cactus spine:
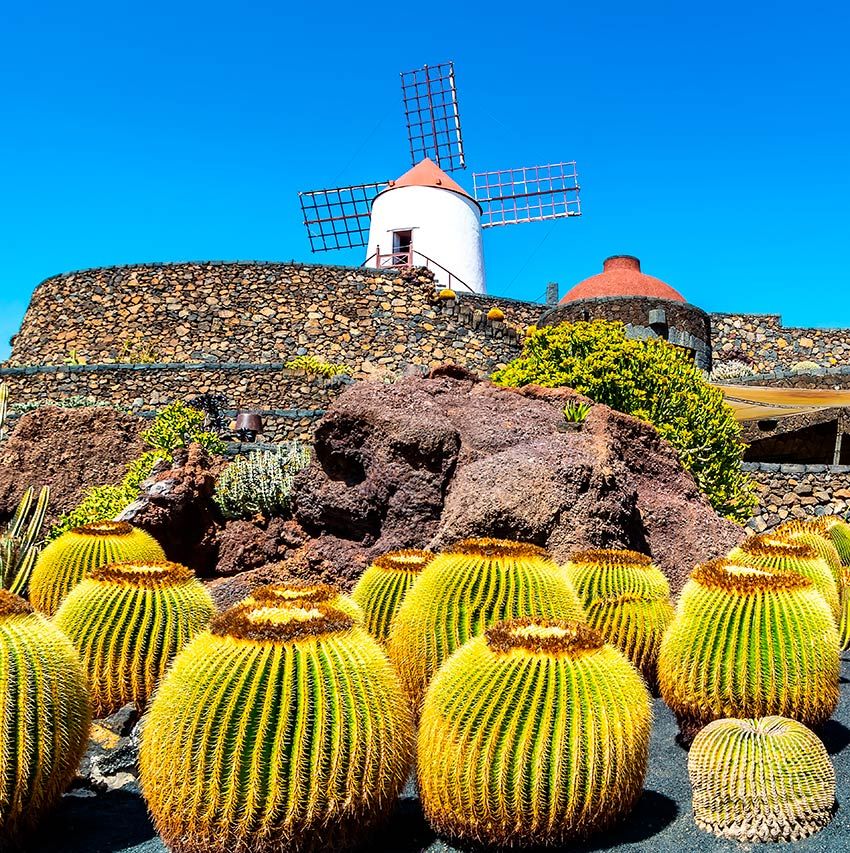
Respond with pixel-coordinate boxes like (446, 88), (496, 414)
(689, 716), (835, 841)
(564, 548), (673, 684)
(140, 600), (414, 853)
(773, 519), (843, 585)
(29, 520), (165, 616)
(351, 550), (434, 643)
(240, 580), (363, 622)
(387, 538), (586, 710)
(417, 619), (651, 847)
(820, 515), (850, 565)
(659, 559), (839, 737)
(728, 534), (840, 620)
(0, 591), (91, 839)
(54, 560), (215, 716)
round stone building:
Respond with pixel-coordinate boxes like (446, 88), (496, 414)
(538, 255), (712, 371)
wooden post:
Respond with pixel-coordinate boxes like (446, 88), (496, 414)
(834, 412), (845, 466)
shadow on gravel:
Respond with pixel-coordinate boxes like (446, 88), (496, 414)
(24, 790), (157, 853)
(818, 718), (850, 755)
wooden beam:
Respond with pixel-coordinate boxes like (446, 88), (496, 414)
(834, 412), (845, 466)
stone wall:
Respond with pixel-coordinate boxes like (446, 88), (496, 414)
(712, 313), (850, 374)
(7, 261), (528, 372)
(744, 462), (850, 531)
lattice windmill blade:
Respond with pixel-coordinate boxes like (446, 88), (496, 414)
(298, 180), (389, 252)
(400, 61), (466, 172)
(473, 161), (582, 228)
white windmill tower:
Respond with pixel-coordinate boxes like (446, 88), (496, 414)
(298, 62), (581, 295)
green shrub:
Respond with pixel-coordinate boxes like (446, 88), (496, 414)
(142, 401), (225, 455)
(492, 321), (756, 522)
(214, 442), (311, 520)
(284, 354), (350, 378)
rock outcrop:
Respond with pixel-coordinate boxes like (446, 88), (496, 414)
(292, 373), (744, 593)
(0, 406), (145, 528)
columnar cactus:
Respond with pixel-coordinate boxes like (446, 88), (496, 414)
(140, 600), (414, 853)
(29, 521), (165, 616)
(241, 581), (363, 622)
(564, 548), (674, 683)
(728, 534), (840, 620)
(351, 550), (434, 643)
(417, 619), (651, 847)
(54, 560), (215, 716)
(773, 519), (843, 585)
(689, 716), (835, 841)
(659, 559), (839, 737)
(387, 538), (586, 710)
(0, 590), (91, 839)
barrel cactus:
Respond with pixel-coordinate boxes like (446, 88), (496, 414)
(728, 534), (840, 620)
(564, 548), (674, 684)
(54, 560), (215, 716)
(351, 550), (434, 643)
(689, 716), (835, 841)
(140, 600), (414, 853)
(659, 559), (839, 737)
(241, 581), (363, 622)
(29, 520), (165, 616)
(417, 618), (651, 847)
(773, 519), (843, 585)
(0, 590), (91, 839)
(820, 515), (850, 565)
(387, 538), (586, 710)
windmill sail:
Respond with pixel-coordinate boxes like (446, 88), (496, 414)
(473, 162), (581, 228)
(298, 181), (388, 252)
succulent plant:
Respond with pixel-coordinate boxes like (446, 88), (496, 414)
(387, 538), (586, 711)
(773, 519), (843, 585)
(29, 520), (165, 616)
(54, 560), (215, 716)
(658, 559), (840, 738)
(0, 590), (91, 839)
(820, 515), (850, 565)
(486, 306), (505, 321)
(351, 550), (434, 643)
(139, 600), (414, 853)
(417, 618), (651, 847)
(728, 534), (840, 620)
(241, 580), (363, 622)
(689, 716), (835, 842)
(564, 548), (674, 684)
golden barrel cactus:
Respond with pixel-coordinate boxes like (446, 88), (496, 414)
(564, 548), (674, 683)
(689, 716), (835, 841)
(659, 559), (839, 737)
(54, 560), (215, 716)
(728, 534), (840, 620)
(821, 515), (850, 565)
(0, 590), (91, 839)
(417, 618), (651, 847)
(351, 549), (434, 643)
(241, 580), (363, 622)
(773, 519), (842, 585)
(387, 538), (586, 710)
(140, 600), (414, 853)
(29, 520), (165, 616)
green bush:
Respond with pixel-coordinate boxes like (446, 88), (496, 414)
(284, 354), (350, 378)
(142, 401), (225, 455)
(492, 321), (756, 522)
(214, 442), (311, 520)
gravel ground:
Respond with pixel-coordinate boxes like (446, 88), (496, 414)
(25, 655), (850, 853)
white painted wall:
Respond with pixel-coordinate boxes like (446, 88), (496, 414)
(365, 185), (486, 294)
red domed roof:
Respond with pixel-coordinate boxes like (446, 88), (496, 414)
(559, 256), (685, 304)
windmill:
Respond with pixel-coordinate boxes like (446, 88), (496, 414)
(298, 61), (581, 295)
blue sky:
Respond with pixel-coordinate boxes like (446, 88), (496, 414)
(1, 2), (848, 360)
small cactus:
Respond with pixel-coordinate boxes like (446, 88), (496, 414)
(351, 550), (434, 643)
(417, 618), (651, 847)
(728, 534), (840, 620)
(140, 600), (414, 853)
(0, 590), (91, 839)
(437, 288), (456, 300)
(241, 580), (363, 622)
(486, 306), (505, 321)
(387, 538), (586, 711)
(564, 548), (674, 684)
(29, 521), (165, 616)
(689, 716), (835, 841)
(659, 559), (839, 738)
(54, 560), (215, 716)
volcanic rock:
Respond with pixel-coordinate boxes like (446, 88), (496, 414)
(0, 406), (146, 528)
(292, 374), (743, 593)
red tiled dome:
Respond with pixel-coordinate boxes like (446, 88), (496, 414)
(559, 256), (685, 304)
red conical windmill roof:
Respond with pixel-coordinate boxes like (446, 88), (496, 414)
(386, 158), (473, 200)
(560, 256), (685, 303)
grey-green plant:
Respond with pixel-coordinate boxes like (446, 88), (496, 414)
(0, 486), (50, 595)
(214, 442), (311, 520)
